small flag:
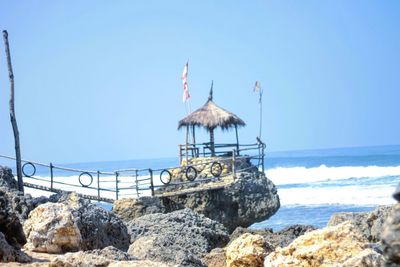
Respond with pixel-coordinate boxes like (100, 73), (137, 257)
(181, 62), (190, 102)
(254, 81), (261, 92)
(254, 81), (262, 103)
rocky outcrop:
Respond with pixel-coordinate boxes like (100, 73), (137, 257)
(264, 221), (381, 266)
(0, 189), (26, 249)
(0, 166), (18, 189)
(382, 203), (400, 266)
(24, 193), (130, 253)
(226, 233), (272, 267)
(203, 248), (226, 267)
(342, 248), (384, 267)
(23, 202), (82, 253)
(50, 246), (138, 267)
(0, 182), (31, 262)
(126, 208), (230, 266)
(161, 171), (280, 232)
(0, 166), (55, 223)
(328, 205), (393, 243)
(113, 197), (166, 222)
(231, 224), (316, 249)
(0, 232), (31, 263)
(1, 188), (51, 225)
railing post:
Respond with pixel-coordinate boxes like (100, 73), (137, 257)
(135, 170), (139, 198)
(97, 171), (100, 199)
(50, 163), (54, 191)
(261, 143), (265, 174)
(179, 145), (182, 165)
(232, 149), (236, 180)
(149, 168), (154, 197)
(115, 172), (119, 200)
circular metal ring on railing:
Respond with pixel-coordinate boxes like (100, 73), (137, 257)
(160, 169), (172, 185)
(79, 172), (93, 187)
(22, 162), (36, 177)
(210, 162), (223, 177)
(185, 166), (197, 181)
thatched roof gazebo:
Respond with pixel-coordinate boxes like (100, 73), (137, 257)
(178, 87), (246, 158)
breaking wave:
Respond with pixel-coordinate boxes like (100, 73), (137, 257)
(266, 164), (400, 185)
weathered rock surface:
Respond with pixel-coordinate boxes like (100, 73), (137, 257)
(328, 205), (393, 243)
(226, 233), (272, 267)
(113, 197), (166, 221)
(382, 203), (400, 266)
(161, 171), (280, 232)
(23, 202), (82, 253)
(0, 188), (51, 224)
(342, 248), (384, 267)
(126, 208), (230, 266)
(0, 166), (55, 224)
(0, 232), (31, 263)
(50, 246), (137, 267)
(0, 166), (18, 189)
(0, 182), (31, 263)
(264, 221), (375, 266)
(24, 193), (130, 253)
(203, 248), (226, 267)
(0, 188), (26, 249)
(231, 224), (316, 249)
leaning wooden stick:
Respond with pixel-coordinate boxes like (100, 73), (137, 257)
(3, 30), (24, 192)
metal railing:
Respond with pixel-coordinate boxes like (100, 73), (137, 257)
(0, 140), (265, 202)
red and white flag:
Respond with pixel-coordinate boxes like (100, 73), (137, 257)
(181, 62), (190, 102)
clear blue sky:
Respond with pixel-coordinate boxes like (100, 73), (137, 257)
(1, 1), (399, 163)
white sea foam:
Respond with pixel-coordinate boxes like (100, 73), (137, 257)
(266, 165), (400, 185)
(22, 165), (400, 207)
(278, 184), (397, 206)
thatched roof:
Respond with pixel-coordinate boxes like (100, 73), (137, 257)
(178, 98), (246, 130)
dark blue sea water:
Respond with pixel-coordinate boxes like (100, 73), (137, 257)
(2, 145), (399, 231)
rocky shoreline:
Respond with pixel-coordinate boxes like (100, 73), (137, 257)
(1, 165), (399, 266)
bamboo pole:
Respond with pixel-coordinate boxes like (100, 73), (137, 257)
(232, 149), (236, 180)
(3, 30), (24, 192)
(192, 125), (196, 157)
(209, 128), (215, 156)
(235, 125), (239, 155)
(185, 125), (189, 164)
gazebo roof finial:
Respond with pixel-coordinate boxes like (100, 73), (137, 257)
(208, 80), (214, 101)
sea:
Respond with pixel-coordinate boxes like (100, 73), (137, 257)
(2, 144), (399, 231)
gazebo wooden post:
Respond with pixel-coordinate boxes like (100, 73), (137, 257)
(192, 125), (196, 157)
(235, 125), (239, 155)
(185, 125), (189, 164)
(209, 127), (215, 156)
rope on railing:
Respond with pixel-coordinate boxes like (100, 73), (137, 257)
(0, 154), (115, 175)
(0, 141), (265, 201)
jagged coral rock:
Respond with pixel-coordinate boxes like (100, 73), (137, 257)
(382, 203), (400, 266)
(203, 247), (227, 267)
(328, 205), (393, 243)
(161, 171), (280, 232)
(127, 208), (229, 266)
(50, 246), (137, 267)
(0, 179), (31, 263)
(226, 233), (272, 267)
(23, 202), (82, 253)
(264, 221), (372, 267)
(342, 248), (384, 267)
(113, 197), (166, 221)
(24, 193), (130, 253)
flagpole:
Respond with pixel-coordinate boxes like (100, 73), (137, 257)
(259, 90), (263, 139)
(254, 81), (263, 139)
